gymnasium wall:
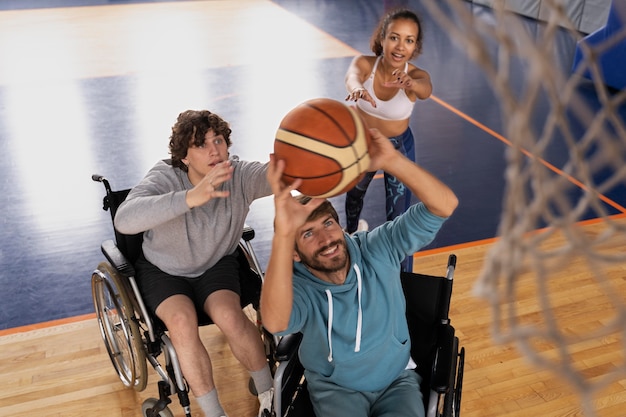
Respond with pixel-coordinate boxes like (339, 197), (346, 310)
(466, 0), (612, 33)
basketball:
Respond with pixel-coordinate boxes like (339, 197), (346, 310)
(274, 98), (371, 198)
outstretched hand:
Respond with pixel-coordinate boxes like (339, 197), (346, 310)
(268, 154), (326, 237)
(382, 69), (414, 89)
(345, 88), (377, 108)
(186, 160), (233, 208)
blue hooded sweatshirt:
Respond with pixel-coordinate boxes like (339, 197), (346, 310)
(276, 203), (448, 392)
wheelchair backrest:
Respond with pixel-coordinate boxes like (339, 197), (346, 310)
(103, 187), (144, 265)
(400, 271), (452, 372)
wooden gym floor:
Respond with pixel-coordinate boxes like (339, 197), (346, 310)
(1, 0), (625, 416)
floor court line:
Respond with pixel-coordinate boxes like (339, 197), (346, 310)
(0, 313), (96, 337)
(430, 94), (626, 214)
(414, 211), (626, 258)
(372, 93), (625, 214)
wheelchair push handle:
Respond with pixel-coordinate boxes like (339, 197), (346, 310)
(447, 254), (457, 268)
(92, 173), (112, 195)
(445, 254), (456, 282)
(440, 254), (456, 323)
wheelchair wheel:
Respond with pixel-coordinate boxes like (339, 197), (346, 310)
(92, 261), (148, 391)
(142, 398), (174, 417)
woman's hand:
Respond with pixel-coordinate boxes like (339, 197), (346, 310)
(384, 67), (433, 99)
(345, 87), (377, 108)
(382, 69), (414, 89)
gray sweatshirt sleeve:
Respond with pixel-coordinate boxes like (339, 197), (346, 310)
(114, 161), (190, 235)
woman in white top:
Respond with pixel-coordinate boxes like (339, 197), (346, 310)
(344, 8), (432, 271)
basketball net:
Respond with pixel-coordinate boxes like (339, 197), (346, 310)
(420, 1), (626, 415)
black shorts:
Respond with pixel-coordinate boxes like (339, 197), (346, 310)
(134, 253), (241, 315)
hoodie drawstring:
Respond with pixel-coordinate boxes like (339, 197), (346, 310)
(325, 289), (334, 362)
(354, 264), (363, 353)
(325, 264), (363, 362)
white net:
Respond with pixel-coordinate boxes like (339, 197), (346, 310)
(420, 0), (626, 415)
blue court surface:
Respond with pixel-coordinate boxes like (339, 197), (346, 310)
(1, 0), (624, 330)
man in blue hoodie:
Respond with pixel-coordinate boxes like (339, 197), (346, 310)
(261, 127), (458, 417)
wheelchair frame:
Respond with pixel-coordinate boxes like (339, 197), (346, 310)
(91, 174), (276, 417)
(268, 254), (465, 417)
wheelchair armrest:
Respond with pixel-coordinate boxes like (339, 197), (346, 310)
(242, 224), (255, 242)
(101, 239), (136, 278)
(430, 324), (456, 393)
(274, 332), (303, 362)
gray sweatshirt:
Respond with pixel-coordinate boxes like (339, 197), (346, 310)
(114, 158), (271, 277)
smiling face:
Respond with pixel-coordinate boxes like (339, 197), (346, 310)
(182, 129), (229, 185)
(293, 202), (349, 284)
(381, 18), (419, 67)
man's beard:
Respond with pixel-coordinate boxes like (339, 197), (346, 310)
(297, 239), (349, 274)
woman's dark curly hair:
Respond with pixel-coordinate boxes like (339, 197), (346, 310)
(370, 8), (423, 60)
(169, 110), (233, 172)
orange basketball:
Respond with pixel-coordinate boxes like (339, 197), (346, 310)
(274, 98), (371, 198)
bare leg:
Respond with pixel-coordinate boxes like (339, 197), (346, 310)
(204, 290), (267, 372)
(156, 294), (216, 396)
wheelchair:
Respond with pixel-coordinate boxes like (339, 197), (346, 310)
(268, 254), (465, 417)
(90, 174), (277, 417)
